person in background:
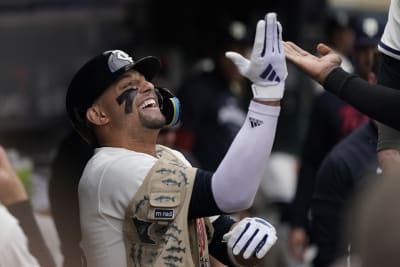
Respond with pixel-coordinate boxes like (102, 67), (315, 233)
(309, 15), (383, 267)
(310, 119), (379, 267)
(322, 10), (355, 74)
(175, 19), (253, 171)
(287, 13), (380, 264)
(350, 169), (400, 267)
(0, 146), (56, 267)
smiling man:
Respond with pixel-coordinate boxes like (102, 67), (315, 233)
(65, 12), (285, 267)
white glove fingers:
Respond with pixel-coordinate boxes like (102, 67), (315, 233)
(232, 223), (257, 255)
(253, 234), (268, 258)
(227, 220), (249, 249)
(227, 230), (239, 249)
(224, 13), (287, 99)
(252, 20), (266, 57)
(255, 233), (277, 259)
(277, 21), (283, 54)
(242, 230), (263, 259)
(265, 12), (277, 54)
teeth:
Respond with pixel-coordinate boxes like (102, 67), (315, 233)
(140, 99), (156, 109)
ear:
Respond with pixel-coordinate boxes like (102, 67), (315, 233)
(86, 105), (109, 126)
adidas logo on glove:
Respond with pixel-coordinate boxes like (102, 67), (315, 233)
(260, 64), (281, 82)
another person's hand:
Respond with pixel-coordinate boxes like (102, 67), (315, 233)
(288, 227), (308, 262)
(0, 146), (27, 205)
(226, 13), (287, 101)
(223, 217), (277, 266)
(283, 41), (342, 84)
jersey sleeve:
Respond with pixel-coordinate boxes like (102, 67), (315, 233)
(189, 169), (224, 218)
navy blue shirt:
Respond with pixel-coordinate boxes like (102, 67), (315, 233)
(290, 91), (368, 231)
(311, 121), (378, 267)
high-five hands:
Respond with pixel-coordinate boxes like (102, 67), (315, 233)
(223, 217), (277, 266)
(226, 13), (287, 101)
(283, 41), (342, 84)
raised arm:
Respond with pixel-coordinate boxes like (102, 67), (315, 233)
(211, 12), (286, 213)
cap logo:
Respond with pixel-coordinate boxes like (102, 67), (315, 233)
(105, 50), (134, 73)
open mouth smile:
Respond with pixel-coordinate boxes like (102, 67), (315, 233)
(140, 98), (158, 109)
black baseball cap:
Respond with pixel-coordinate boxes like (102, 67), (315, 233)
(352, 16), (383, 48)
(324, 10), (352, 37)
(66, 50), (161, 144)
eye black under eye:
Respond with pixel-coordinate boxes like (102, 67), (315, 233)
(116, 88), (138, 114)
(123, 86), (138, 92)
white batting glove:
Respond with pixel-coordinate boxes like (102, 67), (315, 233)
(223, 217), (277, 261)
(225, 13), (287, 101)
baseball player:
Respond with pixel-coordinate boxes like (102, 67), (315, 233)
(66, 12), (286, 267)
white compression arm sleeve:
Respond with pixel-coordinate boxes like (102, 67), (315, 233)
(211, 100), (280, 213)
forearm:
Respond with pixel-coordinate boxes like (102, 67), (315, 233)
(323, 67), (400, 131)
(212, 100), (280, 213)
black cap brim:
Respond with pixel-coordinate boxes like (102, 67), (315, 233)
(126, 56), (161, 81)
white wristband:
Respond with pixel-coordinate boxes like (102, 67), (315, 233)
(251, 83), (285, 101)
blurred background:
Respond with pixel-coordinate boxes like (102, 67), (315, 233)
(0, 0), (390, 266)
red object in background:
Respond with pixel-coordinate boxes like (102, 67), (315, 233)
(175, 129), (194, 152)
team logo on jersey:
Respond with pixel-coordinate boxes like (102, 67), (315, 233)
(105, 50), (134, 72)
(249, 117), (263, 128)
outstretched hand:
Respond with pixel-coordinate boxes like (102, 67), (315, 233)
(283, 41), (342, 84)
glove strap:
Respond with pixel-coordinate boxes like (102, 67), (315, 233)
(251, 83), (285, 101)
